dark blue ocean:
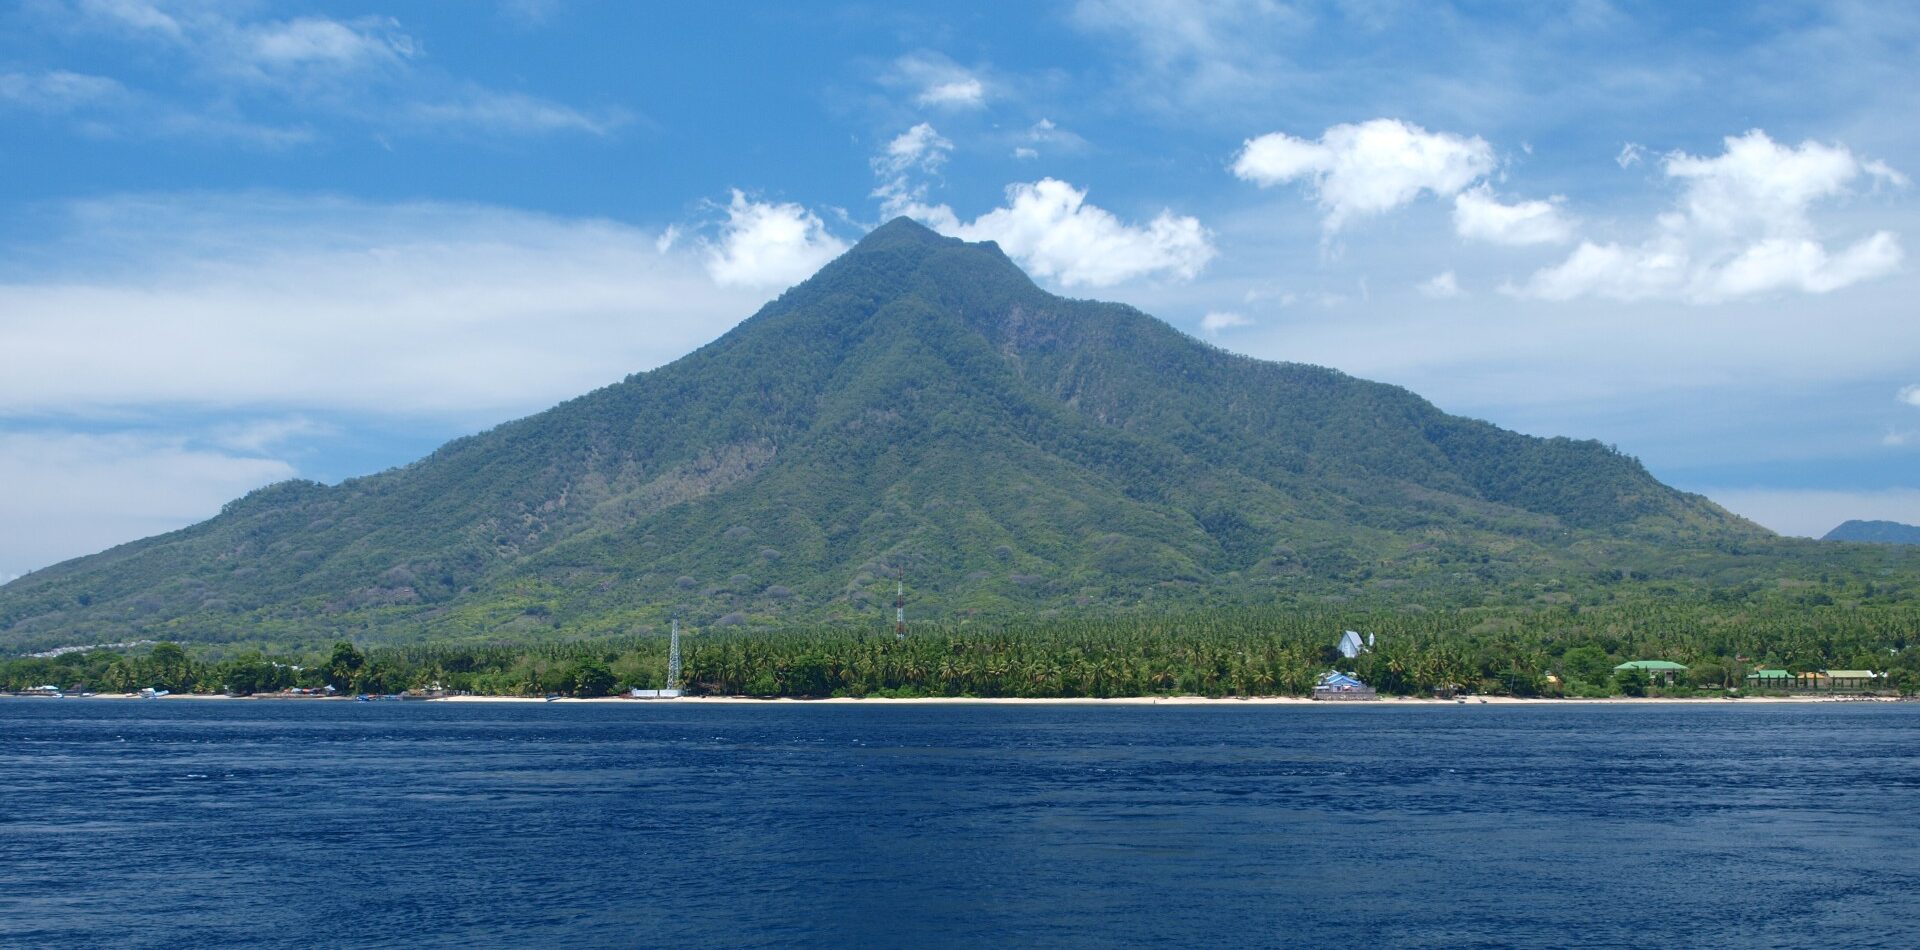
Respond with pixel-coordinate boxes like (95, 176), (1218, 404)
(2, 700), (1916, 948)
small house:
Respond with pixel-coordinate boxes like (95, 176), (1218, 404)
(1822, 670), (1881, 691)
(1743, 668), (1792, 689)
(1312, 671), (1377, 701)
(1613, 660), (1688, 686)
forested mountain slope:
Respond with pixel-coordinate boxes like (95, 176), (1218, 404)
(5, 218), (1846, 651)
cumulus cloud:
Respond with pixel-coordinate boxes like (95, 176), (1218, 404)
(704, 191), (850, 289)
(863, 126), (1209, 287)
(1452, 186), (1575, 245)
(879, 123), (953, 173)
(871, 124), (957, 234)
(899, 179), (1214, 287)
(870, 123), (961, 230)
(0, 430), (296, 578)
(1200, 311), (1251, 333)
(1232, 119), (1495, 231)
(920, 77), (984, 109)
(890, 53), (987, 110)
(1417, 271), (1462, 299)
(1901, 385), (1920, 408)
(1510, 131), (1907, 303)
(0, 193), (766, 419)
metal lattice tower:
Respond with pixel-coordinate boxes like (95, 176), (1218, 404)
(895, 574), (906, 641)
(667, 618), (682, 688)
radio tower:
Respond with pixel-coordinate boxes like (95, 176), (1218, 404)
(667, 617), (682, 690)
(894, 571), (906, 641)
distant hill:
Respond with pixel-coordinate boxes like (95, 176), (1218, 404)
(1824, 520), (1920, 545)
(0, 218), (1815, 651)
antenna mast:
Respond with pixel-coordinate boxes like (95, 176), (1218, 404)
(895, 570), (906, 641)
(667, 617), (682, 689)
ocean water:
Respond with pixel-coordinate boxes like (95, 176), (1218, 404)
(1, 700), (1915, 948)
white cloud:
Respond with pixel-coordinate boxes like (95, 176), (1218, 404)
(1702, 233), (1902, 299)
(1417, 271), (1462, 299)
(76, 0), (184, 39)
(875, 122), (953, 179)
(1900, 385), (1920, 408)
(890, 53), (987, 110)
(0, 193), (766, 420)
(1070, 0), (1307, 108)
(1011, 118), (1089, 159)
(864, 128), (1207, 287)
(0, 431), (295, 577)
(1667, 131), (1882, 238)
(919, 78), (985, 109)
(1511, 131), (1907, 304)
(704, 191), (850, 289)
(50, 2), (608, 140)
(207, 416), (334, 455)
(405, 90), (626, 136)
(1704, 487), (1920, 538)
(145, 111), (316, 147)
(240, 16), (415, 74)
(1616, 142), (1646, 168)
(0, 70), (312, 146)
(1200, 311), (1251, 333)
(1232, 119), (1496, 231)
(904, 178), (1215, 287)
(1452, 186), (1575, 245)
(0, 70), (126, 112)
(872, 122), (957, 222)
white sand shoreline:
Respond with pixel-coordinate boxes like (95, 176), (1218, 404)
(23, 692), (1901, 706)
(429, 693), (1902, 706)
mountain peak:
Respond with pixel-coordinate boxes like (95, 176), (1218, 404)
(1823, 519), (1920, 545)
(801, 215), (1027, 297)
(857, 215), (950, 249)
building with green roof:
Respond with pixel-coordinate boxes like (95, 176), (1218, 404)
(1614, 659), (1688, 686)
(1744, 668), (1792, 690)
(1820, 670), (1881, 691)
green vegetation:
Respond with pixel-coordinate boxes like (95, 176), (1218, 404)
(4, 219), (1916, 656)
(7, 602), (1915, 699)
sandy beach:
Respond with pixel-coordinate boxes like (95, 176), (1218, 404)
(27, 692), (1899, 705)
(428, 693), (1897, 706)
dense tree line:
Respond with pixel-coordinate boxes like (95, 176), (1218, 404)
(6, 602), (1916, 699)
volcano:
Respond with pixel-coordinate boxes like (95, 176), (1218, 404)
(0, 218), (1767, 648)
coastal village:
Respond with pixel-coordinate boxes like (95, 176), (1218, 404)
(1305, 660), (1893, 701)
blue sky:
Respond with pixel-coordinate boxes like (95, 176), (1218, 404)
(3, 0), (1918, 579)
